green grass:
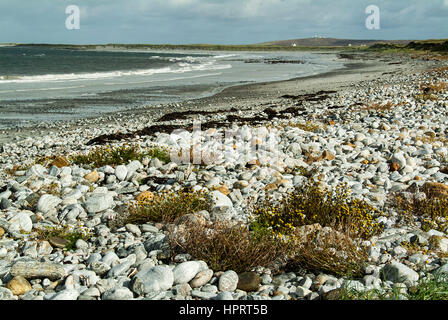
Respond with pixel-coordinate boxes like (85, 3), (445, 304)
(34, 225), (92, 251)
(340, 276), (448, 300)
(70, 144), (170, 168)
(118, 188), (212, 225)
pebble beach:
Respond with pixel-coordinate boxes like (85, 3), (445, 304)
(1, 51), (448, 301)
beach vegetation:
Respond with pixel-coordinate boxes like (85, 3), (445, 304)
(69, 144), (170, 168)
(392, 191), (448, 232)
(118, 188), (212, 225)
(34, 224), (92, 251)
(340, 275), (448, 300)
(168, 220), (292, 273)
(252, 180), (383, 241)
(250, 180), (382, 277)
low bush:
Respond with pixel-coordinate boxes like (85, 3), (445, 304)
(70, 144), (170, 168)
(392, 191), (448, 232)
(168, 221), (292, 273)
(119, 189), (212, 225)
(34, 224), (92, 251)
(252, 180), (384, 241)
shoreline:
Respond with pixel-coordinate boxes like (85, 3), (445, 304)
(0, 50), (425, 145)
(1, 49), (448, 301)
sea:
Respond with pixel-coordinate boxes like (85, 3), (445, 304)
(0, 45), (345, 129)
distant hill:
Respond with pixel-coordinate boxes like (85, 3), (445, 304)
(258, 37), (412, 47)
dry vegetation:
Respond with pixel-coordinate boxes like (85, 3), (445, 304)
(118, 188), (212, 225)
(169, 221), (292, 273)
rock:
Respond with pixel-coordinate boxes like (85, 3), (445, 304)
(0, 197), (11, 210)
(49, 289), (80, 300)
(0, 287), (14, 300)
(89, 261), (111, 276)
(218, 270), (239, 292)
(237, 272), (261, 292)
(391, 152), (407, 168)
(0, 227), (4, 238)
(125, 224), (142, 237)
(190, 269), (214, 288)
(322, 150), (336, 161)
(214, 185), (231, 196)
(26, 164), (47, 178)
(75, 239), (89, 250)
(10, 261), (66, 281)
(84, 171), (100, 183)
(173, 261), (202, 285)
(214, 291), (234, 300)
(36, 194), (62, 214)
(8, 211), (33, 233)
(233, 181), (249, 189)
(84, 193), (114, 214)
(107, 254), (136, 278)
(322, 288), (344, 300)
(390, 162), (400, 172)
(51, 156), (70, 168)
(191, 289), (216, 300)
(381, 261), (419, 283)
(115, 165), (128, 181)
(429, 236), (448, 253)
(296, 286), (312, 299)
(102, 287), (134, 300)
(434, 263), (448, 277)
(49, 236), (69, 249)
(132, 265), (174, 295)
(7, 276), (32, 295)
(265, 183), (278, 192)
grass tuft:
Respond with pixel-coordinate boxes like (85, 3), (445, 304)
(118, 188), (212, 225)
(168, 220), (292, 273)
(70, 144), (171, 168)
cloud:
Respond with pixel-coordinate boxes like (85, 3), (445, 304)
(0, 0), (447, 44)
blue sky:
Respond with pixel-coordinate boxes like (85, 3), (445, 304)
(0, 0), (447, 44)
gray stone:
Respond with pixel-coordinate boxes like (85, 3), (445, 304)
(214, 291), (234, 300)
(10, 261), (66, 281)
(173, 261), (202, 285)
(89, 261), (111, 276)
(190, 269), (214, 288)
(0, 198), (11, 210)
(0, 287), (14, 300)
(115, 165), (128, 181)
(296, 286), (312, 299)
(49, 289), (80, 300)
(102, 287), (134, 300)
(132, 265), (174, 295)
(101, 251), (120, 266)
(8, 211), (33, 233)
(75, 239), (89, 250)
(84, 193), (114, 214)
(107, 254), (136, 278)
(191, 289), (216, 300)
(218, 270), (239, 292)
(36, 194), (61, 214)
(125, 224), (141, 237)
(381, 261), (419, 283)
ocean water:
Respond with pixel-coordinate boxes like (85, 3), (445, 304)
(0, 46), (344, 128)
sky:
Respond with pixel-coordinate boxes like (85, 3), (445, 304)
(0, 0), (447, 44)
